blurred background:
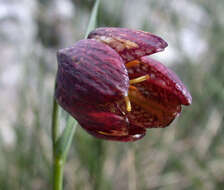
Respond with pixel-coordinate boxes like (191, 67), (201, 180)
(0, 0), (224, 189)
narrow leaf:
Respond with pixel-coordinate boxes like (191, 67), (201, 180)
(85, 0), (101, 38)
(55, 117), (77, 160)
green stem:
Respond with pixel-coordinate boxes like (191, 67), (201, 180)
(52, 96), (76, 190)
(51, 85), (63, 190)
(53, 158), (64, 190)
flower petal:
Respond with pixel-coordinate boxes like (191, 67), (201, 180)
(125, 57), (191, 128)
(83, 128), (145, 142)
(56, 39), (129, 106)
(139, 56), (192, 105)
(128, 86), (181, 128)
(79, 112), (146, 141)
(88, 27), (168, 62)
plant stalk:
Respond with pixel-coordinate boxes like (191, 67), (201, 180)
(52, 87), (63, 190)
(53, 158), (64, 190)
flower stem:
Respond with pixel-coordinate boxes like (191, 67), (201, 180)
(52, 90), (77, 190)
(51, 85), (63, 190)
(53, 158), (64, 190)
(52, 95), (76, 190)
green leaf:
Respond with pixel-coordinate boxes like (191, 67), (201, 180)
(55, 117), (77, 160)
(84, 0), (101, 38)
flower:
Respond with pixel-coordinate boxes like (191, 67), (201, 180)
(55, 27), (192, 142)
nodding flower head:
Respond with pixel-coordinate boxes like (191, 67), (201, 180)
(55, 27), (192, 142)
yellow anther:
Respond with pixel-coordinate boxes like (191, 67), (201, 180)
(129, 74), (150, 84)
(124, 95), (131, 112)
(98, 130), (127, 137)
(98, 131), (112, 136)
(125, 60), (140, 68)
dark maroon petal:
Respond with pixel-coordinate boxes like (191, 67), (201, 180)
(81, 112), (129, 135)
(88, 27), (168, 62)
(75, 111), (145, 142)
(124, 57), (191, 128)
(56, 39), (129, 106)
(140, 56), (192, 105)
(127, 86), (182, 128)
(79, 114), (146, 142)
(83, 128), (145, 142)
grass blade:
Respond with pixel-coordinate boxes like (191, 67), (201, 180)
(84, 0), (101, 38)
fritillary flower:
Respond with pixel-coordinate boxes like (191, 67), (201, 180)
(55, 27), (192, 142)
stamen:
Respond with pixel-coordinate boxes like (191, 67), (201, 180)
(98, 131), (112, 136)
(124, 95), (131, 112)
(125, 60), (140, 68)
(98, 130), (126, 137)
(129, 85), (138, 90)
(129, 74), (150, 84)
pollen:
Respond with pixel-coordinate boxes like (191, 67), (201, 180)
(124, 95), (131, 112)
(98, 131), (112, 136)
(129, 74), (150, 84)
(98, 130), (127, 136)
(125, 60), (140, 68)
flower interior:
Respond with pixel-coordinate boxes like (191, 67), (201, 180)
(88, 28), (191, 133)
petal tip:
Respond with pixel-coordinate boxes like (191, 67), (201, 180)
(183, 92), (192, 105)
